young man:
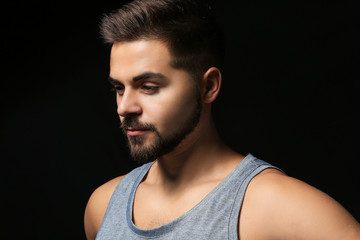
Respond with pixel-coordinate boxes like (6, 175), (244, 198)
(84, 0), (360, 239)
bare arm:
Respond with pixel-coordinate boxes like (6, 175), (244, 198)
(84, 176), (125, 240)
(239, 169), (360, 240)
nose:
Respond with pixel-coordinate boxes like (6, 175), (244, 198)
(117, 89), (142, 117)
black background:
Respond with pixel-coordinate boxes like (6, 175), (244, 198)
(4, 1), (359, 239)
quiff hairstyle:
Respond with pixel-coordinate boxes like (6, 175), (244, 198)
(100, 0), (224, 81)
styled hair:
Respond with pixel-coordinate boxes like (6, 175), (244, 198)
(100, 0), (224, 81)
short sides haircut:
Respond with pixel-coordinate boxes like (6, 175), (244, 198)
(100, 0), (224, 81)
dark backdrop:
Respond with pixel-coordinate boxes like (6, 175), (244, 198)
(4, 1), (359, 239)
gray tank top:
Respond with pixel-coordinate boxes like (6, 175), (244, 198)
(96, 154), (280, 239)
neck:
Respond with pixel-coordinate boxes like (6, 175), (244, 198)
(147, 115), (242, 190)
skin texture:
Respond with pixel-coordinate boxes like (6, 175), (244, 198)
(84, 40), (360, 240)
(110, 40), (203, 164)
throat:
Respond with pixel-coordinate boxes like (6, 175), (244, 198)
(130, 138), (245, 230)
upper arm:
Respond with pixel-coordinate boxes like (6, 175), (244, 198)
(84, 175), (125, 240)
(239, 169), (360, 240)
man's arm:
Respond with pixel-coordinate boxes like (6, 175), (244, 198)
(239, 169), (360, 240)
(84, 176), (125, 240)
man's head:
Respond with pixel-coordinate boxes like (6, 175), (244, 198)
(101, 0), (223, 163)
(100, 0), (224, 82)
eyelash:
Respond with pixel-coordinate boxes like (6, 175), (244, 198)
(110, 85), (159, 95)
(142, 85), (159, 93)
(111, 86), (124, 94)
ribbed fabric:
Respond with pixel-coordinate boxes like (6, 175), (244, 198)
(96, 154), (280, 239)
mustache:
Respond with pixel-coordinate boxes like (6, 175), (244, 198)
(120, 117), (157, 132)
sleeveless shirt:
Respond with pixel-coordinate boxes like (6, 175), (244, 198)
(96, 154), (281, 239)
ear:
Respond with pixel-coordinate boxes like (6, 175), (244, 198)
(202, 67), (222, 103)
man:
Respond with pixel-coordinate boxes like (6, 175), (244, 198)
(84, 0), (360, 239)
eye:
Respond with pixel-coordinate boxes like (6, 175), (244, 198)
(141, 84), (159, 94)
(111, 85), (125, 95)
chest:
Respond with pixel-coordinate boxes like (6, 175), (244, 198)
(131, 180), (221, 229)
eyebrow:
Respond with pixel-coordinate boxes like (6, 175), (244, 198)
(108, 72), (167, 85)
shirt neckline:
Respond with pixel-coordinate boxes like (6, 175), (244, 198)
(127, 153), (254, 237)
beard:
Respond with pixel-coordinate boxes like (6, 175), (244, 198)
(120, 91), (202, 164)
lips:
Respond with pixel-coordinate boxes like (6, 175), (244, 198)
(126, 128), (150, 136)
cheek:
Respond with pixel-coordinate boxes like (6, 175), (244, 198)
(142, 86), (199, 133)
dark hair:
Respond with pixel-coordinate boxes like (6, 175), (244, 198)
(100, 0), (224, 81)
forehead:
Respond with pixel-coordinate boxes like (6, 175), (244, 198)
(110, 40), (173, 80)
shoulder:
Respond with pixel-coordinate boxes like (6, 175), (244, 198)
(84, 175), (126, 240)
(239, 168), (360, 240)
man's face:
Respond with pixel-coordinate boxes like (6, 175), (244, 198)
(109, 40), (202, 163)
